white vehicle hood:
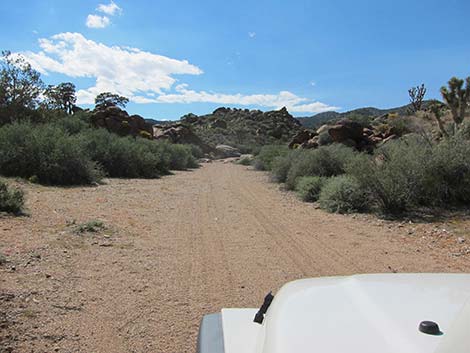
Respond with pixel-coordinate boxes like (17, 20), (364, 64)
(221, 273), (470, 353)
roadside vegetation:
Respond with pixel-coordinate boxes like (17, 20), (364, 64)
(256, 77), (470, 216)
(0, 51), (199, 192)
(260, 134), (470, 215)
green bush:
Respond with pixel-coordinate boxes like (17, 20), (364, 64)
(285, 144), (356, 190)
(0, 122), (103, 185)
(80, 129), (198, 178)
(54, 115), (91, 135)
(271, 151), (297, 182)
(186, 144), (204, 159)
(80, 130), (162, 178)
(346, 137), (430, 213)
(318, 131), (333, 145)
(165, 143), (197, 170)
(346, 135), (470, 214)
(237, 156), (252, 166)
(295, 176), (326, 202)
(319, 175), (369, 213)
(153, 141), (198, 171)
(0, 180), (25, 215)
(0, 120), (198, 185)
(75, 220), (105, 233)
(254, 145), (289, 171)
(424, 137), (470, 204)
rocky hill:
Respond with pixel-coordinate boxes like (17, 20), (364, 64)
(177, 107), (303, 152)
(297, 100), (436, 129)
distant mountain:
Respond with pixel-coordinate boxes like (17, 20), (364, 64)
(296, 101), (435, 129)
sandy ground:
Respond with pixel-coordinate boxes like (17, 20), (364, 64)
(1, 161), (469, 353)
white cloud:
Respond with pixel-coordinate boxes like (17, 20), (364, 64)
(86, 14), (110, 28)
(97, 1), (122, 16)
(248, 32), (256, 38)
(20, 32), (338, 114)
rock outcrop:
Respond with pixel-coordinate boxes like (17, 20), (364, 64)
(183, 107), (303, 148)
(289, 118), (405, 152)
(328, 119), (364, 144)
(215, 145), (241, 158)
(91, 106), (153, 139)
(153, 123), (214, 153)
(288, 130), (318, 149)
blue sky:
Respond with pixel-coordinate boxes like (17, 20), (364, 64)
(1, 0), (469, 120)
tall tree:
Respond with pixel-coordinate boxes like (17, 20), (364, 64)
(94, 92), (129, 110)
(44, 82), (77, 114)
(0, 51), (43, 121)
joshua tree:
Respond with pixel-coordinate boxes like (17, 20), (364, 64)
(440, 76), (470, 126)
(429, 101), (448, 138)
(408, 84), (426, 113)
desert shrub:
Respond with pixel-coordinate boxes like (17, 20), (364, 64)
(237, 156), (252, 166)
(285, 144), (356, 190)
(0, 114), (198, 183)
(0, 180), (24, 215)
(295, 176), (326, 202)
(346, 137), (430, 213)
(424, 137), (470, 204)
(53, 115), (90, 135)
(346, 135), (470, 213)
(153, 142), (197, 170)
(79, 129), (165, 178)
(75, 220), (105, 233)
(166, 143), (197, 170)
(456, 121), (470, 139)
(254, 145), (289, 171)
(186, 144), (204, 159)
(0, 122), (103, 185)
(318, 131), (333, 145)
(388, 116), (414, 136)
(318, 175), (369, 213)
(271, 150), (300, 182)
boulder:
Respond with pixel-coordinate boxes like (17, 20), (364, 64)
(153, 123), (214, 153)
(328, 119), (364, 143)
(215, 145), (241, 158)
(316, 124), (329, 135)
(301, 136), (320, 149)
(211, 119), (227, 129)
(380, 134), (398, 145)
(91, 106), (153, 139)
(288, 130), (317, 149)
(369, 136), (384, 144)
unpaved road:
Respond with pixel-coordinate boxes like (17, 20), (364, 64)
(1, 162), (469, 352)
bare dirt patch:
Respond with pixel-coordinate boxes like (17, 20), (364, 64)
(1, 162), (469, 352)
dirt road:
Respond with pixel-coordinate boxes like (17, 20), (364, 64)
(1, 162), (469, 352)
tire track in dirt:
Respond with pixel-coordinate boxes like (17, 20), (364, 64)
(226, 165), (357, 275)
